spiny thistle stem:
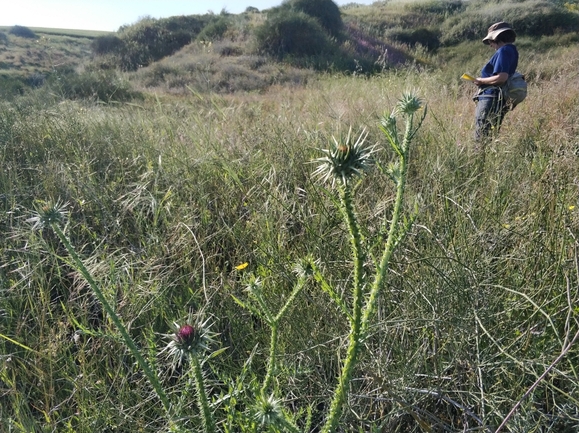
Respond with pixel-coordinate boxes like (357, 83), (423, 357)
(261, 323), (279, 395)
(361, 139), (408, 338)
(47, 222), (172, 414)
(262, 275), (307, 395)
(318, 93), (425, 432)
(322, 184), (365, 433)
(190, 353), (216, 433)
(362, 99), (424, 337)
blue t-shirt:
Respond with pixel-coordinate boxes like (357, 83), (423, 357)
(480, 44), (519, 95)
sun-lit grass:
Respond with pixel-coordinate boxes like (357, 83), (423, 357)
(1, 4), (579, 432)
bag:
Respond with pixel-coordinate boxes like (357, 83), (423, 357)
(501, 72), (527, 109)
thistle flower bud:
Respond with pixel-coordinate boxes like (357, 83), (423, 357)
(252, 394), (284, 428)
(312, 127), (376, 187)
(161, 316), (216, 368)
(395, 92), (423, 116)
(27, 199), (69, 230)
(292, 256), (317, 278)
(175, 324), (197, 346)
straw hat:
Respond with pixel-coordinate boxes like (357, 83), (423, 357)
(482, 22), (516, 44)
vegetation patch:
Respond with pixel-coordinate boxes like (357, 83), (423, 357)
(0, 3), (579, 430)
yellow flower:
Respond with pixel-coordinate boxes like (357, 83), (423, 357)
(569, 205), (576, 211)
(235, 262), (249, 270)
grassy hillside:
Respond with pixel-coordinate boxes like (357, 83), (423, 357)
(1, 1), (579, 432)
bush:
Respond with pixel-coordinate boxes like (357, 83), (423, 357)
(0, 74), (27, 100)
(385, 27), (441, 50)
(110, 17), (197, 70)
(8, 25), (36, 39)
(91, 34), (124, 55)
(439, 0), (579, 45)
(197, 16), (232, 42)
(405, 0), (464, 15)
(139, 63), (183, 88)
(288, 0), (344, 38)
(47, 68), (139, 102)
(254, 10), (334, 59)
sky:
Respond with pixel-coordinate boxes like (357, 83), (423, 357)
(0, 0), (378, 32)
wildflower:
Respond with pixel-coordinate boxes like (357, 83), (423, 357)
(312, 127), (376, 186)
(569, 205), (576, 211)
(176, 324), (197, 346)
(27, 199), (69, 230)
(395, 92), (423, 116)
(235, 262), (249, 270)
(252, 394), (285, 428)
(161, 315), (216, 368)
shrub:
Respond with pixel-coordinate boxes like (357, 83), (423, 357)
(91, 34), (124, 55)
(110, 17), (195, 70)
(254, 10), (334, 59)
(9, 25), (36, 39)
(217, 43), (244, 57)
(121, 20), (185, 60)
(405, 0), (464, 15)
(139, 63), (183, 87)
(214, 63), (269, 92)
(385, 27), (441, 50)
(47, 68), (138, 102)
(0, 74), (27, 99)
(439, 0), (579, 45)
(288, 0), (344, 38)
(197, 16), (232, 42)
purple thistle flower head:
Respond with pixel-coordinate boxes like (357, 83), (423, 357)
(176, 324), (196, 346)
(160, 314), (218, 369)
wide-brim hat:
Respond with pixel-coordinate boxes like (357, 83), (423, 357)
(482, 21), (516, 44)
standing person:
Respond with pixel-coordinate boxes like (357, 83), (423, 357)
(471, 22), (519, 144)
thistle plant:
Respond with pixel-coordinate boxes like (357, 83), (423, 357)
(232, 258), (313, 432)
(29, 200), (172, 416)
(312, 126), (377, 188)
(162, 314), (218, 433)
(32, 201), (222, 432)
(313, 92), (426, 432)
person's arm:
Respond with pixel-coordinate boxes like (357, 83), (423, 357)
(474, 72), (508, 86)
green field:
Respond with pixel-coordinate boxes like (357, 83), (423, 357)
(0, 26), (110, 38)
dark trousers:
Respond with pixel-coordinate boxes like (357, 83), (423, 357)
(474, 94), (510, 142)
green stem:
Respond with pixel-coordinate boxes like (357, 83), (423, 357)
(191, 354), (216, 433)
(361, 147), (408, 337)
(49, 223), (171, 414)
(322, 107), (418, 432)
(261, 322), (279, 395)
(280, 416), (303, 433)
(262, 276), (307, 395)
(321, 184), (365, 433)
(321, 327), (362, 433)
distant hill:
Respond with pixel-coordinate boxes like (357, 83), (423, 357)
(1, 0), (578, 99)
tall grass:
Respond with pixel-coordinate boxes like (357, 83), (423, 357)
(1, 41), (579, 432)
